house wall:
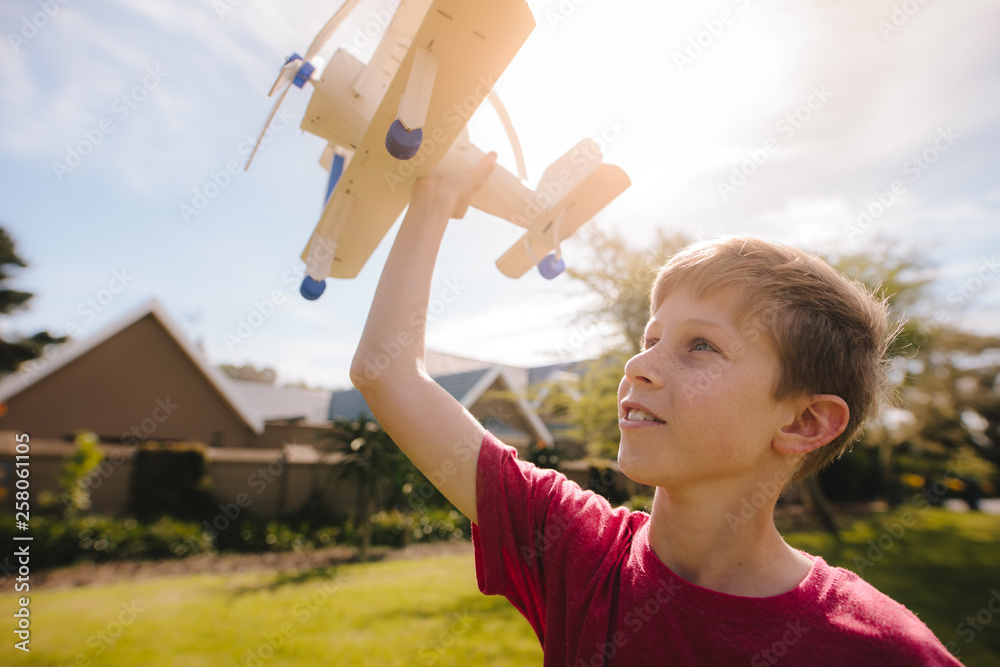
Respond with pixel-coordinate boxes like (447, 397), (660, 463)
(0, 315), (256, 447)
(251, 422), (340, 450)
(0, 433), (359, 522)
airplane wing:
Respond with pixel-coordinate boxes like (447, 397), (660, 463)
(301, 0), (536, 280)
(495, 163), (631, 279)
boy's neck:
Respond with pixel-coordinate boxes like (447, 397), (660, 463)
(646, 485), (812, 598)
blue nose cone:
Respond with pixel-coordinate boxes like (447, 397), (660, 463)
(538, 253), (566, 280)
(300, 275), (327, 301)
(385, 119), (423, 160)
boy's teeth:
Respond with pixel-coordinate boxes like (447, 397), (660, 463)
(627, 408), (659, 422)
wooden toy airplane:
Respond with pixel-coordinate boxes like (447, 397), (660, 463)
(246, 0), (630, 300)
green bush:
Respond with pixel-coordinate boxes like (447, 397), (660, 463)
(367, 508), (470, 547)
(0, 514), (212, 570)
(127, 443), (217, 522)
(0, 505), (472, 571)
(212, 519), (312, 553)
(818, 445), (882, 501)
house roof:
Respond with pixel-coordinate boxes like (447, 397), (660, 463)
(0, 299), (265, 434)
(328, 364), (555, 445)
(527, 360), (588, 386)
(227, 379), (332, 424)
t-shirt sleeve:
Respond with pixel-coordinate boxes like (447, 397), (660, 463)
(819, 565), (964, 666)
(471, 431), (630, 642)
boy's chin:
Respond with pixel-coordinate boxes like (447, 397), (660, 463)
(617, 446), (660, 487)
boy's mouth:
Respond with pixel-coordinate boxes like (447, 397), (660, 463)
(624, 408), (664, 423)
(620, 401), (665, 423)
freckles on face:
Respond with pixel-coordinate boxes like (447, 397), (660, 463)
(617, 287), (783, 482)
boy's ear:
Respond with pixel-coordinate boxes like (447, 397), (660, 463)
(773, 394), (850, 455)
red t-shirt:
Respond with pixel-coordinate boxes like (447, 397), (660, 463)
(472, 432), (962, 666)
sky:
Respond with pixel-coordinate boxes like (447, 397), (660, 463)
(0, 0), (998, 391)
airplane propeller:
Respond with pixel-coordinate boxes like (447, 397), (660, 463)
(245, 0), (363, 170)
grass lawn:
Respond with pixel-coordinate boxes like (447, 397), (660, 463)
(1, 508), (997, 666)
(785, 507), (1000, 667)
(1, 551), (542, 666)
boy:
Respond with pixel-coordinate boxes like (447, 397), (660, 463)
(351, 153), (961, 665)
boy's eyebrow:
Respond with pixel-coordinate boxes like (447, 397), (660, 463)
(646, 317), (740, 338)
(682, 318), (738, 336)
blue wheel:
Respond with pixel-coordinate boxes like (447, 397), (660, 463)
(300, 275), (327, 301)
(538, 253), (566, 280)
(385, 119), (423, 160)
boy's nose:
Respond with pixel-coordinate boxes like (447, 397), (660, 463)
(623, 348), (664, 388)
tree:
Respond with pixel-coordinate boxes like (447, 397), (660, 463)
(551, 227), (691, 460)
(566, 226), (692, 356)
(823, 240), (933, 359)
(332, 415), (404, 560)
(558, 231), (997, 531)
(0, 227), (66, 373)
(219, 364), (277, 383)
(50, 432), (104, 516)
(822, 242), (998, 505)
(892, 327), (999, 489)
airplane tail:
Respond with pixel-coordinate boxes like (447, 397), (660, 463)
(494, 141), (630, 279)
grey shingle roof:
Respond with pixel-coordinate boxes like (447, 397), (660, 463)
(435, 368), (492, 402)
(328, 387), (376, 421)
(227, 379), (333, 423)
(528, 360), (587, 386)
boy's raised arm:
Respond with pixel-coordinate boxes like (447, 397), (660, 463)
(349, 153), (497, 524)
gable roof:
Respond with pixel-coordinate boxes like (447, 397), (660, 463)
(328, 365), (554, 445)
(0, 299), (264, 434)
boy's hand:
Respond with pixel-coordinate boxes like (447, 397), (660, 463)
(412, 151), (497, 219)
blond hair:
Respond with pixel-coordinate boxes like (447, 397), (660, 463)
(651, 237), (895, 482)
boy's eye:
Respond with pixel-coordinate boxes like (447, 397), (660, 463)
(643, 338), (658, 350)
(691, 339), (715, 353)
